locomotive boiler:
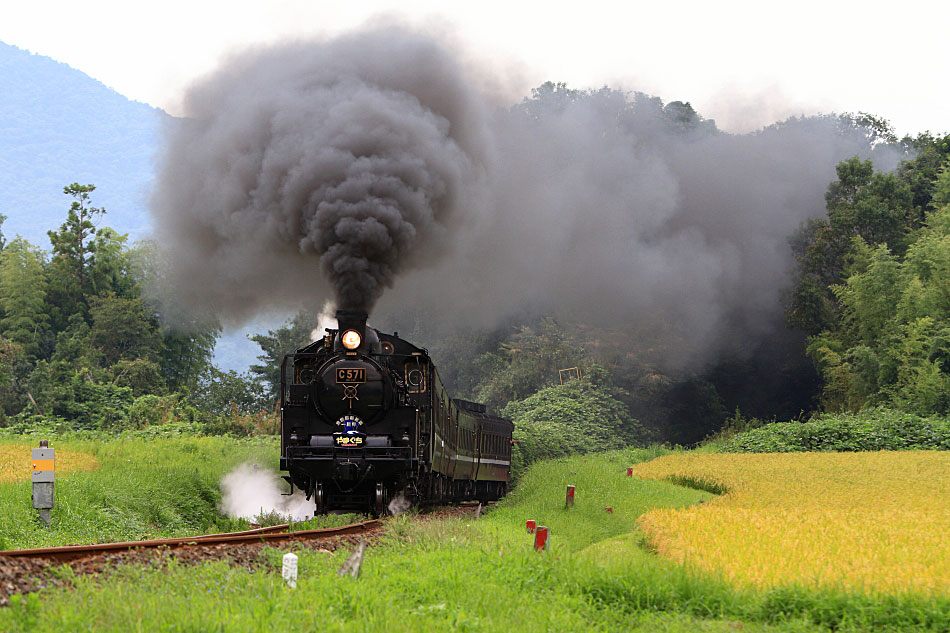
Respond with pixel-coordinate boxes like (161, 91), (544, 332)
(280, 309), (513, 515)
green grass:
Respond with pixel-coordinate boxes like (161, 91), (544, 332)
(1, 442), (948, 631)
(0, 435), (357, 550)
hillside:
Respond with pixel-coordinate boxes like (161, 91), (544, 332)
(0, 41), (165, 246)
(0, 41), (270, 371)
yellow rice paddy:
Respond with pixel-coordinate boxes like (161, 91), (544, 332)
(0, 444), (99, 484)
(634, 452), (950, 595)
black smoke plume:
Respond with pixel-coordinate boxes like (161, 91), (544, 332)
(152, 25), (899, 372)
(152, 28), (489, 316)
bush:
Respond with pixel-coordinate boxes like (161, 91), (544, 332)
(200, 405), (279, 437)
(126, 394), (177, 428)
(63, 374), (134, 429)
(0, 412), (75, 436)
(1, 395), (279, 438)
(720, 408), (950, 452)
(503, 371), (652, 475)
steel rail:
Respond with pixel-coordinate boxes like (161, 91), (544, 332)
(0, 519), (381, 562)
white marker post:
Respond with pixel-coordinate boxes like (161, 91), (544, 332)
(282, 552), (298, 588)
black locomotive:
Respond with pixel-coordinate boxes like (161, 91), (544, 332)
(279, 309), (513, 515)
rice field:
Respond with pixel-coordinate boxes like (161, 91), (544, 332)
(634, 452), (950, 595)
(0, 443), (99, 484)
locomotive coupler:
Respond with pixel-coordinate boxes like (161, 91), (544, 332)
(337, 460), (360, 482)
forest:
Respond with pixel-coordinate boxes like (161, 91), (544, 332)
(1, 88), (948, 458)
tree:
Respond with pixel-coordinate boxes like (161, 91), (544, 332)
(160, 330), (217, 394)
(931, 159), (950, 210)
(797, 154), (950, 415)
(0, 338), (25, 417)
(661, 379), (728, 445)
(515, 82), (718, 139)
(87, 227), (136, 298)
(127, 240), (219, 393)
(826, 159), (912, 249)
(789, 155), (919, 335)
(897, 133), (950, 213)
(87, 293), (161, 367)
(249, 313), (316, 403)
(473, 318), (586, 410)
(189, 367), (267, 416)
(839, 112), (898, 147)
(0, 213), (6, 251)
(47, 183), (106, 324)
(0, 237), (49, 357)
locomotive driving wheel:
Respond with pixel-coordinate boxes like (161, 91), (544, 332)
(314, 482), (325, 516)
(375, 482), (387, 516)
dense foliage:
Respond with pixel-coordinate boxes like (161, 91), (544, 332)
(719, 409), (950, 452)
(501, 367), (654, 474)
(0, 185), (272, 433)
(788, 135), (950, 415)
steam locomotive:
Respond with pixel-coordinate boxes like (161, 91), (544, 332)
(279, 309), (513, 515)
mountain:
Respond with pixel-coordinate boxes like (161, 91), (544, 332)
(0, 41), (269, 371)
(0, 41), (165, 246)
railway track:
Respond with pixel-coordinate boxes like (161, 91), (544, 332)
(0, 519), (382, 563)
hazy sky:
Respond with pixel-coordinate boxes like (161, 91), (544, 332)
(2, 0), (946, 135)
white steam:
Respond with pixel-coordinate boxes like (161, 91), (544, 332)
(309, 299), (338, 342)
(387, 491), (412, 515)
(220, 463), (314, 521)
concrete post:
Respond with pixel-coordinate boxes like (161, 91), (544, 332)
(282, 552), (298, 588)
(534, 526), (549, 551)
(31, 440), (54, 527)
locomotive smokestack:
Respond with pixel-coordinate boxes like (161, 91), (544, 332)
(336, 309), (368, 335)
(334, 308), (376, 354)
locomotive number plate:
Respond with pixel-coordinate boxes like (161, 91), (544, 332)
(336, 368), (366, 383)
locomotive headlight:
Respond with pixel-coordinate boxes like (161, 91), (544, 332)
(341, 330), (362, 350)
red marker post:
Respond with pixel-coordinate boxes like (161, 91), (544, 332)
(626, 467), (634, 477)
(566, 485), (575, 508)
(534, 526), (549, 551)
(526, 519), (537, 534)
